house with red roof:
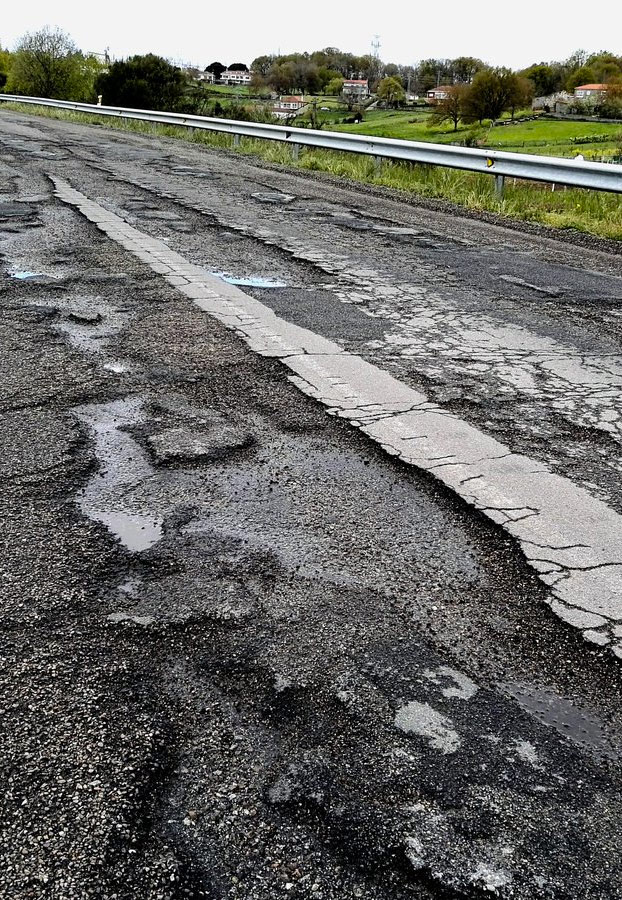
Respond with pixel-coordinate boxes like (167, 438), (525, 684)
(574, 84), (608, 99)
(272, 96), (306, 119)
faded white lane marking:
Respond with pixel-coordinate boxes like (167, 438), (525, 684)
(51, 177), (622, 656)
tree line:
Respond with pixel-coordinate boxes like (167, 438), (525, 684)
(244, 48), (622, 101)
(1, 28), (622, 124)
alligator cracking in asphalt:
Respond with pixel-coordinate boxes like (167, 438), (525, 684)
(3, 116), (622, 900)
(49, 175), (622, 656)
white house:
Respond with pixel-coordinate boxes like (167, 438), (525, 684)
(342, 79), (370, 99)
(426, 85), (453, 104)
(221, 69), (252, 85)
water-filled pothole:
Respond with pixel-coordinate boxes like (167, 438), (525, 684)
(10, 270), (55, 282)
(212, 271), (287, 289)
(74, 398), (163, 552)
(502, 681), (620, 760)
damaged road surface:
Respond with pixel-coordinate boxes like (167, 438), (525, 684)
(1, 110), (622, 900)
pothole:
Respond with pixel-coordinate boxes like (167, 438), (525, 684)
(170, 166), (217, 179)
(74, 398), (163, 552)
(251, 192), (296, 204)
(0, 202), (37, 218)
(9, 270), (55, 282)
(502, 682), (620, 759)
(212, 271), (287, 289)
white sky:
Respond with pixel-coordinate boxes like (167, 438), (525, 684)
(1, 0), (620, 70)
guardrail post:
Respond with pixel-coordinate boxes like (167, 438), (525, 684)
(233, 134), (241, 148)
(292, 143), (300, 161)
(374, 156), (383, 175)
(494, 174), (505, 199)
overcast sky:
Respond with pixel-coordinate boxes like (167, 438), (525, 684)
(1, 0), (620, 70)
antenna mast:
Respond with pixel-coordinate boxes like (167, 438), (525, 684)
(371, 34), (381, 83)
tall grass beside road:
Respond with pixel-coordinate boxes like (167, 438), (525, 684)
(4, 101), (622, 241)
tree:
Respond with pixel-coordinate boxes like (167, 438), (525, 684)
(0, 45), (11, 90)
(521, 63), (558, 97)
(326, 76), (344, 96)
(377, 76), (405, 107)
(507, 74), (534, 119)
(250, 71), (270, 95)
(317, 67), (341, 90)
(384, 63), (400, 79)
(587, 52), (622, 84)
(96, 54), (186, 111)
(415, 58), (453, 93)
(205, 61), (225, 81)
(251, 55), (275, 77)
(7, 27), (96, 100)
(598, 82), (622, 118)
(429, 83), (469, 131)
(451, 56), (486, 83)
(267, 61), (296, 94)
(463, 68), (516, 123)
(566, 66), (596, 92)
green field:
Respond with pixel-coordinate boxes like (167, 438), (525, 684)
(328, 108), (622, 160)
(204, 84), (251, 98)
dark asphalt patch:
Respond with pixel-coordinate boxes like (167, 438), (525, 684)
(248, 287), (392, 343)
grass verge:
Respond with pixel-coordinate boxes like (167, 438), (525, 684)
(3, 101), (622, 241)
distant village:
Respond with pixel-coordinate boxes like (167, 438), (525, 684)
(183, 60), (619, 121)
(184, 61), (371, 119)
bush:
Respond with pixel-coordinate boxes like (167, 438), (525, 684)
(96, 54), (186, 111)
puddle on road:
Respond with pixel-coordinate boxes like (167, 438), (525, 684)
(74, 398), (163, 552)
(212, 271), (287, 289)
(94, 510), (162, 552)
(103, 361), (131, 374)
(10, 270), (54, 281)
(502, 682), (620, 759)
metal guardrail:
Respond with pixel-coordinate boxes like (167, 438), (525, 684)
(2, 93), (622, 197)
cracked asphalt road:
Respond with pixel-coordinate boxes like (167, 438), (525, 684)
(1, 109), (622, 900)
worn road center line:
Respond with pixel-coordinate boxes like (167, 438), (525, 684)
(50, 176), (622, 657)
